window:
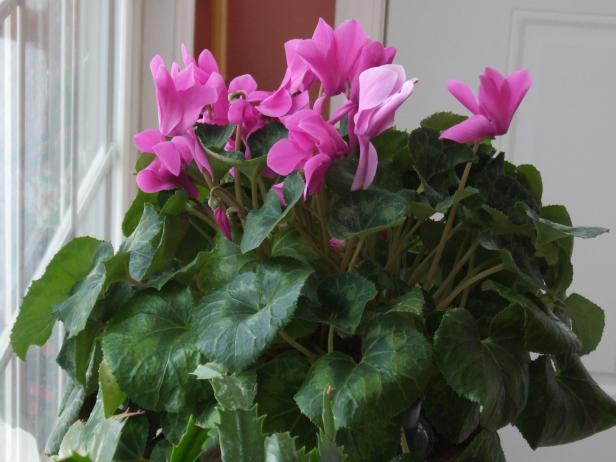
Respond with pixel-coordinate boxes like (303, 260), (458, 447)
(0, 0), (129, 458)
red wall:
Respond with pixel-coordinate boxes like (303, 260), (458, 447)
(195, 0), (336, 90)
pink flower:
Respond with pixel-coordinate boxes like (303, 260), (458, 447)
(227, 74), (266, 149)
(295, 18), (370, 96)
(351, 64), (417, 190)
(213, 207), (232, 241)
(440, 67), (532, 144)
(136, 158), (198, 198)
(267, 109), (348, 196)
(150, 55), (219, 136)
(257, 39), (314, 118)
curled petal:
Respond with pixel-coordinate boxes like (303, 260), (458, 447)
(257, 86), (293, 117)
(448, 80), (479, 114)
(133, 129), (165, 153)
(351, 138), (378, 191)
(267, 139), (310, 175)
(152, 140), (182, 176)
(303, 153), (332, 196)
(439, 114), (495, 143)
(213, 207), (232, 240)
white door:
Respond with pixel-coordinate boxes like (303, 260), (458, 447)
(384, 0), (616, 459)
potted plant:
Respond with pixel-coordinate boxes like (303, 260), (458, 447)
(11, 18), (616, 462)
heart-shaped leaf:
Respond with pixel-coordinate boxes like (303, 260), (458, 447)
(194, 260), (312, 372)
(102, 286), (203, 412)
(294, 313), (433, 429)
(11, 236), (106, 359)
(516, 354), (616, 448)
(328, 189), (408, 240)
(433, 307), (529, 430)
(562, 293), (605, 355)
(307, 273), (377, 336)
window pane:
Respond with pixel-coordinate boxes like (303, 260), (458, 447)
(22, 0), (68, 287)
(76, 0), (110, 181)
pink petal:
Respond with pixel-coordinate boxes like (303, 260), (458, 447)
(136, 165), (177, 193)
(272, 182), (286, 206)
(180, 84), (218, 132)
(229, 74), (258, 95)
(448, 80), (479, 114)
(303, 153), (332, 196)
(257, 86), (293, 117)
(351, 138), (378, 191)
(152, 65), (183, 136)
(152, 141), (182, 176)
(334, 19), (370, 79)
(505, 69), (532, 119)
(134, 129), (165, 153)
(439, 114), (495, 143)
(357, 65), (406, 111)
(197, 49), (219, 75)
(214, 207), (232, 240)
(267, 139), (310, 175)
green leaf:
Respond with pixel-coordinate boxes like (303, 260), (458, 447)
(483, 280), (581, 355)
(420, 112), (467, 131)
(516, 354), (616, 448)
(122, 190), (159, 237)
(247, 121), (289, 158)
(308, 273), (377, 336)
(218, 406), (265, 462)
(54, 243), (113, 338)
(433, 308), (529, 430)
(196, 364), (257, 411)
(45, 379), (87, 455)
(194, 123), (234, 150)
(423, 373), (479, 444)
(58, 399), (126, 462)
(386, 287), (424, 316)
(271, 229), (317, 265)
(294, 313), (433, 429)
(516, 164), (543, 203)
(562, 293), (605, 355)
(113, 415), (149, 462)
(11, 237), (101, 359)
(195, 234), (255, 293)
(264, 433), (309, 462)
(328, 189), (407, 240)
(195, 260), (312, 372)
(11, 236), (103, 359)
(336, 423), (400, 462)
(241, 172), (305, 253)
(457, 430), (506, 462)
(527, 207), (608, 241)
(371, 128), (410, 165)
(195, 123), (269, 181)
(106, 204), (163, 283)
(101, 286), (202, 412)
(57, 322), (101, 386)
(99, 359), (126, 418)
(408, 127), (474, 189)
(256, 352), (317, 448)
(170, 416), (210, 462)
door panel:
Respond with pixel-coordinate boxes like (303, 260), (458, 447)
(386, 1), (616, 459)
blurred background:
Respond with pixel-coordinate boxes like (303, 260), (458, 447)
(1, 0), (615, 460)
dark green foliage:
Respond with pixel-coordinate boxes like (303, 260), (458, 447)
(11, 114), (613, 461)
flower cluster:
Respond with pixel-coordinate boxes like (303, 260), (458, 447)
(134, 18), (531, 241)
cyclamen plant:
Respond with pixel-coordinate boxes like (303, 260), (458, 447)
(10, 18), (616, 462)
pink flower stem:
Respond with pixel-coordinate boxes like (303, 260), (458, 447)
(424, 142), (479, 290)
